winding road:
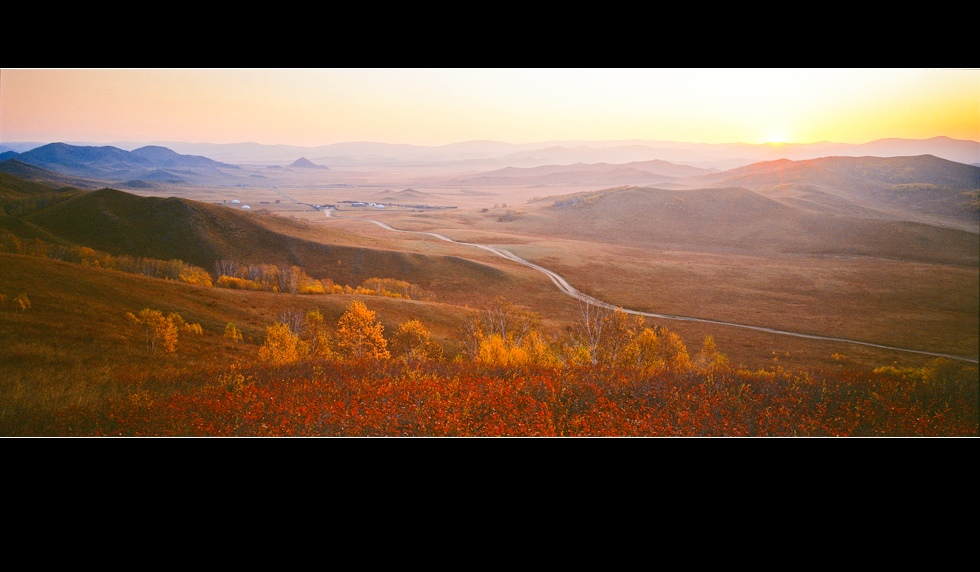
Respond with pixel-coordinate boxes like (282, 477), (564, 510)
(322, 208), (979, 364)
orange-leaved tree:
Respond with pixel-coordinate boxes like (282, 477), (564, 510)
(335, 300), (390, 361)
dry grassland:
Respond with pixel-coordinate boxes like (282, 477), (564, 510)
(120, 173), (979, 372)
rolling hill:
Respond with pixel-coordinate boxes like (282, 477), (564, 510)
(372, 188), (442, 202)
(673, 155), (980, 232)
(527, 185), (979, 266)
(11, 185), (512, 303)
(0, 159), (109, 190)
(0, 171), (73, 200)
(451, 159), (713, 187)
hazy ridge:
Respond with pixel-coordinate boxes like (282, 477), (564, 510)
(3, 136), (977, 170)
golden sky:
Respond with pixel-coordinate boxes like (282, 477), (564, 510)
(1, 68), (977, 147)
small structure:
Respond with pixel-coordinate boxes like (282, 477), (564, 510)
(231, 199), (241, 204)
(241, 205), (251, 210)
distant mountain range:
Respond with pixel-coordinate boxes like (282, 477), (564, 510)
(3, 136), (977, 170)
(0, 143), (239, 187)
(449, 159), (716, 187)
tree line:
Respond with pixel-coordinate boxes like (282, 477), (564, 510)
(0, 229), (433, 300)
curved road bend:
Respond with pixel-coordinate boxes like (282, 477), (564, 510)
(325, 213), (979, 365)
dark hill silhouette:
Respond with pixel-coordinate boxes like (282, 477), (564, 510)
(20, 187), (510, 299)
(17, 143), (142, 169)
(10, 143), (239, 184)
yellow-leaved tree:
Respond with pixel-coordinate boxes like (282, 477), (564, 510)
(694, 335), (729, 374)
(224, 322), (243, 342)
(392, 319), (442, 364)
(258, 322), (308, 366)
(335, 300), (390, 361)
(14, 293), (31, 312)
(126, 308), (179, 353)
(303, 308), (335, 361)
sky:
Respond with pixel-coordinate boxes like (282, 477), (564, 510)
(1, 68), (977, 148)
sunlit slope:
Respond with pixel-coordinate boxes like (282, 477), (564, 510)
(0, 252), (481, 431)
(20, 187), (512, 301)
(682, 155), (980, 231)
(524, 185), (978, 265)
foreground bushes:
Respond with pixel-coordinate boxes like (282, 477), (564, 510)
(45, 358), (978, 437)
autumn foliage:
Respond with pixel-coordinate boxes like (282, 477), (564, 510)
(334, 300), (390, 361)
(44, 357), (978, 437)
(39, 297), (973, 437)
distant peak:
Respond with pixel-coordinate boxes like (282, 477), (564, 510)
(290, 157), (328, 169)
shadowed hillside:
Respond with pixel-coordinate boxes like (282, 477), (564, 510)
(0, 159), (107, 190)
(18, 187), (512, 302)
(0, 171), (73, 200)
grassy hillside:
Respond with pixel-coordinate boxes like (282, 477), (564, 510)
(4, 251), (975, 438)
(0, 171), (71, 199)
(0, 158), (108, 190)
(0, 252), (484, 434)
(19, 187), (516, 304)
